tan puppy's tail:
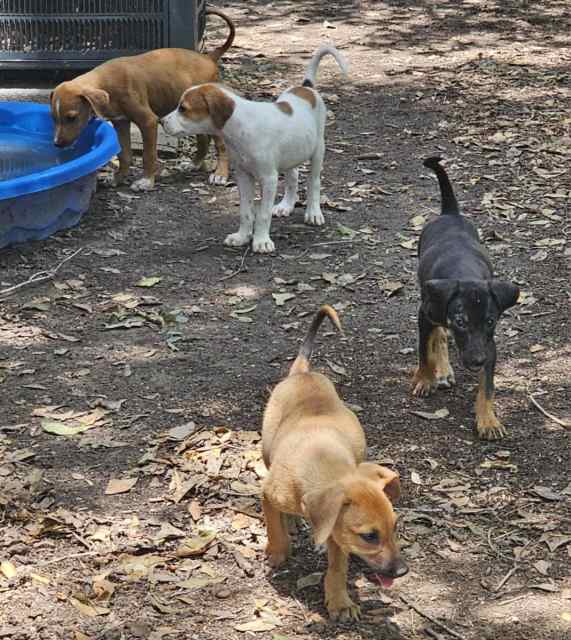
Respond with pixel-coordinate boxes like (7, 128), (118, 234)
(205, 9), (236, 61)
(289, 305), (342, 376)
(301, 45), (349, 88)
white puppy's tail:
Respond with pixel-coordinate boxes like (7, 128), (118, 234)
(302, 45), (348, 88)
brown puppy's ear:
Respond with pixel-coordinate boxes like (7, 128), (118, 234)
(422, 278), (458, 325)
(489, 280), (519, 314)
(81, 88), (110, 118)
(358, 463), (401, 503)
(201, 86), (235, 130)
(302, 485), (347, 545)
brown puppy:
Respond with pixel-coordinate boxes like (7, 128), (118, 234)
(262, 306), (408, 621)
(50, 9), (234, 191)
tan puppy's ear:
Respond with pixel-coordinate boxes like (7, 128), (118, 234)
(81, 88), (110, 118)
(302, 485), (347, 545)
(358, 463), (401, 503)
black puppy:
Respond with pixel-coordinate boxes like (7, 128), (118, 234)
(413, 157), (519, 440)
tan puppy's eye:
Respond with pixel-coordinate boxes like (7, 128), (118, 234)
(66, 114), (78, 123)
(359, 531), (380, 545)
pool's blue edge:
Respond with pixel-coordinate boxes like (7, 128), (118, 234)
(0, 102), (120, 201)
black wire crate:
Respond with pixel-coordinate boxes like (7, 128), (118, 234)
(0, 0), (206, 69)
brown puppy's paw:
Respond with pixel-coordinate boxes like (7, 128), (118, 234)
(412, 368), (437, 397)
(477, 414), (507, 440)
(436, 368), (456, 389)
(209, 172), (228, 186)
(130, 176), (155, 192)
(265, 545), (288, 568)
(326, 593), (361, 622)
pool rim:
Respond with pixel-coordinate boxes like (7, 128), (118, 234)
(0, 101), (120, 201)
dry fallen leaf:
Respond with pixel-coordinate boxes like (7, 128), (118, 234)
(296, 572), (323, 590)
(411, 408), (449, 420)
(272, 292), (296, 306)
(136, 276), (162, 288)
(105, 477), (138, 495)
(0, 560), (17, 579)
(176, 530), (217, 558)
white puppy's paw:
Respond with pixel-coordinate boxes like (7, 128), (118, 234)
(224, 232), (251, 247)
(130, 177), (155, 192)
(272, 202), (295, 218)
(209, 173), (228, 186)
(304, 208), (325, 226)
(252, 235), (276, 254)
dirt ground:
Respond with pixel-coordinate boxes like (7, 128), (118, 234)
(1, 2), (570, 639)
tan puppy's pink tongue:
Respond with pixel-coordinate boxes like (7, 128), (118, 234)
(373, 574), (394, 588)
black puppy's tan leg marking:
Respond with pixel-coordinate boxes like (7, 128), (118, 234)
(475, 348), (506, 439)
(413, 310), (439, 396)
(262, 495), (289, 567)
(433, 327), (456, 389)
(324, 538), (360, 621)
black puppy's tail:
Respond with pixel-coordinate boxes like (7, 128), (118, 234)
(289, 305), (342, 376)
(423, 156), (459, 216)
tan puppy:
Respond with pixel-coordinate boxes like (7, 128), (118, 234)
(50, 9), (234, 191)
(262, 306), (408, 621)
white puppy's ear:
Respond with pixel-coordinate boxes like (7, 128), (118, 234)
(302, 484), (347, 545)
(81, 88), (110, 118)
(201, 86), (235, 130)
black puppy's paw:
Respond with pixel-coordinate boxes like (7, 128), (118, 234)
(412, 368), (437, 397)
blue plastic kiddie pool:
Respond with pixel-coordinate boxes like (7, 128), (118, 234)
(0, 102), (120, 249)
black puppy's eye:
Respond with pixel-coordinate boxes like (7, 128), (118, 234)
(456, 317), (466, 328)
(486, 317), (495, 328)
(359, 531), (380, 545)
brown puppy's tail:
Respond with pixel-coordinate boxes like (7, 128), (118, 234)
(289, 305), (342, 376)
(205, 9), (236, 61)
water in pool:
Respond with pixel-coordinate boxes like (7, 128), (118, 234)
(0, 131), (79, 182)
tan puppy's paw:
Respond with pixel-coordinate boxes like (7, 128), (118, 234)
(326, 593), (361, 622)
(412, 367), (437, 397)
(130, 176), (155, 192)
(265, 545), (288, 568)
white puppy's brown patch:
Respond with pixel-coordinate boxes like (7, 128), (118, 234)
(276, 101), (293, 115)
(288, 86), (317, 108)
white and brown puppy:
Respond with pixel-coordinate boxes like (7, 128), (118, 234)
(261, 306), (408, 621)
(50, 10), (234, 192)
(162, 45), (348, 253)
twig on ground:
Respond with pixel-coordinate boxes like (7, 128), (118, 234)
(425, 628), (447, 640)
(219, 246), (250, 282)
(294, 239), (357, 259)
(24, 550), (101, 570)
(0, 248), (83, 298)
(399, 595), (467, 640)
(529, 394), (570, 428)
(495, 565), (517, 592)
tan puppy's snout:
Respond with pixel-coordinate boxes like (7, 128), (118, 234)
(375, 555), (408, 579)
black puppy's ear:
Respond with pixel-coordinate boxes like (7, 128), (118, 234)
(422, 279), (458, 325)
(490, 280), (519, 313)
